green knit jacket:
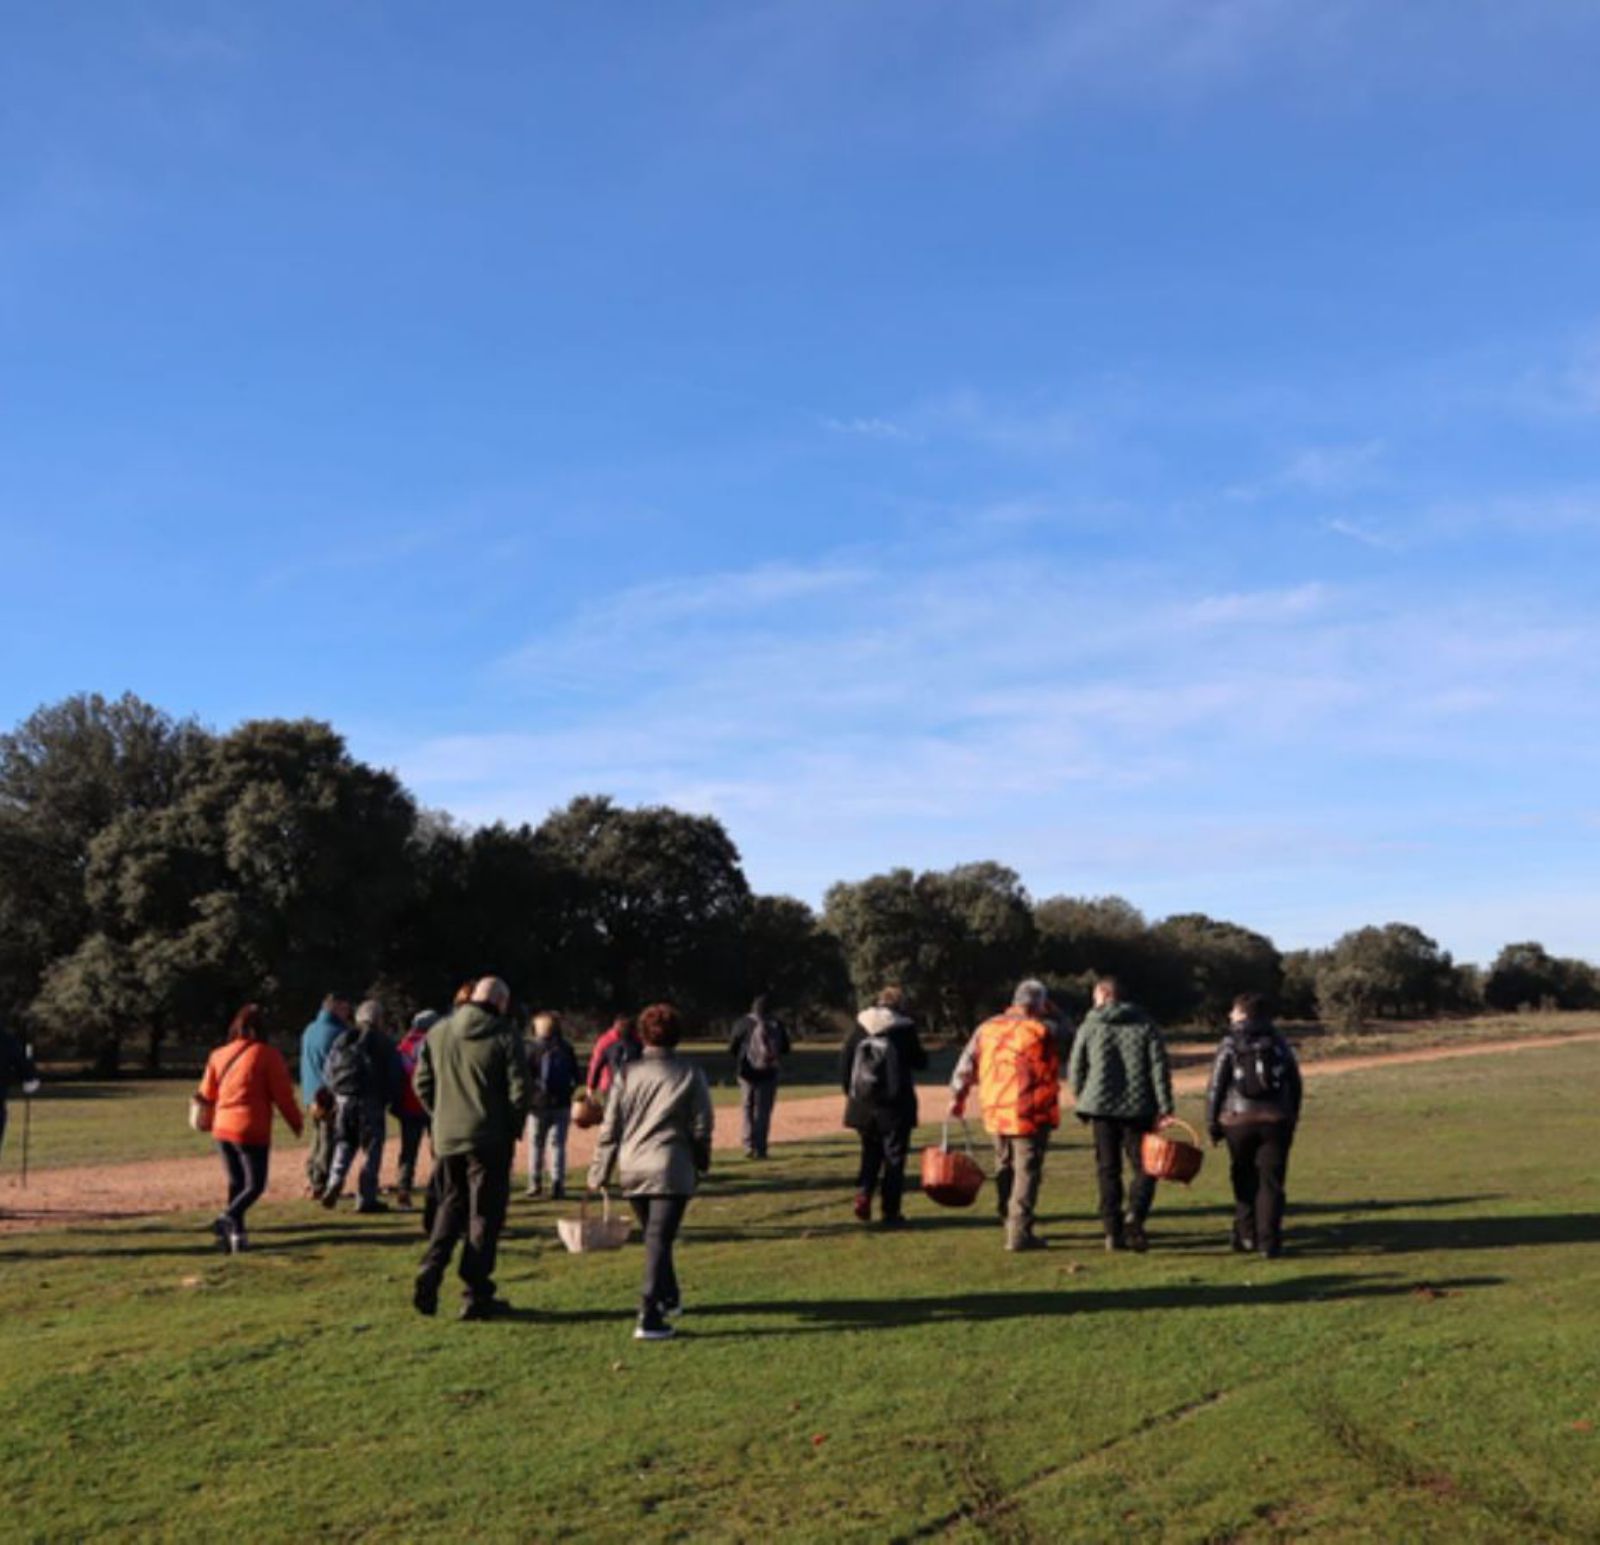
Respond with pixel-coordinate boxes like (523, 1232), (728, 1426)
(1068, 1002), (1174, 1120)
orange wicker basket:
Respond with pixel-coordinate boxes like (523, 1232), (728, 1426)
(921, 1119), (985, 1207)
(570, 1090), (604, 1129)
(1140, 1117), (1204, 1183)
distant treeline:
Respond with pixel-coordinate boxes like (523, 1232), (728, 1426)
(2, 694), (1595, 1073)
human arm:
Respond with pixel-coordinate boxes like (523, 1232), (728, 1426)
(505, 1030), (531, 1122)
(1148, 1024), (1174, 1118)
(586, 1075), (624, 1190)
(948, 1029), (981, 1117)
(268, 1048), (305, 1138)
(838, 1029), (861, 1095)
(414, 1035), (436, 1115)
(1204, 1042), (1231, 1142)
(1283, 1039), (1303, 1124)
(1067, 1020), (1090, 1096)
(691, 1068), (714, 1175)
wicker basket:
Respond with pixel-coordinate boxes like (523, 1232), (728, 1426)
(1140, 1117), (1204, 1183)
(570, 1089), (605, 1129)
(921, 1119), (986, 1207)
(557, 1189), (632, 1253)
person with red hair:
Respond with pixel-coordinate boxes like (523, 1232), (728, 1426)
(195, 1004), (304, 1253)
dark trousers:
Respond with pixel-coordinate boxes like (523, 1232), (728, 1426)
(218, 1141), (271, 1234)
(855, 1122), (912, 1219)
(1090, 1117), (1156, 1238)
(629, 1195), (689, 1312)
(1225, 1122), (1293, 1251)
(739, 1077), (777, 1156)
(396, 1114), (428, 1194)
(417, 1146), (511, 1305)
(305, 1113), (334, 1191)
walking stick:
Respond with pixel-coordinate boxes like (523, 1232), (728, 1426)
(19, 1041), (33, 1189)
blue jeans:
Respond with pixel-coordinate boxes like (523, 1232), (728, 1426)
(526, 1108), (571, 1189)
(327, 1098), (386, 1205)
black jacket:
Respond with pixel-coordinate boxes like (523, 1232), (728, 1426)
(840, 1009), (928, 1131)
(729, 1013), (791, 1084)
(1205, 1021), (1302, 1134)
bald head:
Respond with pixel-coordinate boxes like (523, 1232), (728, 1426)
(471, 976), (511, 1013)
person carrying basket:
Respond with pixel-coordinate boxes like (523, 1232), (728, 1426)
(840, 986), (928, 1227)
(586, 1003), (714, 1342)
(948, 979), (1061, 1252)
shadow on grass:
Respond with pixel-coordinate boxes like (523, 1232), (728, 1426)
(532, 1272), (1506, 1335)
(1281, 1212), (1600, 1255)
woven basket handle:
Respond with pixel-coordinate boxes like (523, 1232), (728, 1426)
(1159, 1116), (1201, 1147)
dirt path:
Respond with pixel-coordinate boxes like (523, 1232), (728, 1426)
(2, 1031), (1594, 1235)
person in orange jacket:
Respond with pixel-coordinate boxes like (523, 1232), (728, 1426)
(948, 979), (1061, 1251)
(196, 1003), (304, 1253)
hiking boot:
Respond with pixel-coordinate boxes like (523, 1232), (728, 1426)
(413, 1278), (439, 1317)
(1104, 1233), (1127, 1252)
(1230, 1228), (1256, 1254)
(395, 1190), (412, 1210)
(460, 1297), (513, 1322)
(228, 1231), (249, 1255)
(550, 1183), (566, 1201)
(878, 1214), (909, 1230)
(1125, 1220), (1149, 1253)
(634, 1309), (676, 1342)
(355, 1199), (391, 1215)
(525, 1184), (542, 1199)
(1006, 1233), (1048, 1252)
(211, 1218), (232, 1252)
(661, 1298), (684, 1321)
(1259, 1243), (1283, 1260)
(319, 1187), (340, 1210)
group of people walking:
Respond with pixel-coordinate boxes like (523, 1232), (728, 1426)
(182, 970), (1304, 1338)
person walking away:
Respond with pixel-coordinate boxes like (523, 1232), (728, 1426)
(525, 1012), (580, 1199)
(586, 1014), (642, 1099)
(394, 1009), (439, 1208)
(320, 999), (401, 1213)
(299, 993), (352, 1196)
(840, 987), (927, 1226)
(0, 1022), (41, 1184)
(588, 1002), (714, 1342)
(197, 1004), (304, 1253)
(413, 976), (529, 1320)
(949, 979), (1061, 1252)
(1069, 976), (1175, 1252)
(1206, 993), (1303, 1258)
(729, 995), (791, 1159)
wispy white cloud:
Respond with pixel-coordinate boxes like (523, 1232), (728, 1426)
(822, 416), (916, 441)
(1187, 582), (1329, 625)
(1325, 517), (1401, 551)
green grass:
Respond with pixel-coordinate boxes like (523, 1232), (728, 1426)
(2, 1041), (1598, 1540)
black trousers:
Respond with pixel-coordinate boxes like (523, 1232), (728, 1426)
(418, 1146), (511, 1304)
(855, 1122), (912, 1219)
(629, 1195), (689, 1312)
(1089, 1116), (1156, 1237)
(1225, 1123), (1293, 1251)
(218, 1141), (271, 1233)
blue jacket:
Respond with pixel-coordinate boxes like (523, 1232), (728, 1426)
(299, 1010), (346, 1100)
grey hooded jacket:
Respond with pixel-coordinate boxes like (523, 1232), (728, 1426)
(587, 1047), (714, 1197)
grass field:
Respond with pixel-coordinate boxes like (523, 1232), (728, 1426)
(1, 1039), (1597, 1541)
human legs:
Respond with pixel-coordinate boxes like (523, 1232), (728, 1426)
(416, 1153), (469, 1312)
(994, 1134), (1016, 1222)
(544, 1109), (570, 1193)
(879, 1121), (912, 1222)
(628, 1195), (689, 1314)
(323, 1098), (360, 1198)
(222, 1143), (270, 1240)
(1253, 1126), (1292, 1255)
(525, 1113), (542, 1191)
(1122, 1120), (1156, 1227)
(1225, 1126), (1261, 1247)
(306, 1111), (334, 1193)
(396, 1115), (426, 1200)
(751, 1080), (777, 1157)
(356, 1103), (386, 1209)
(458, 1145), (511, 1306)
(1005, 1132), (1049, 1248)
(1091, 1119), (1126, 1240)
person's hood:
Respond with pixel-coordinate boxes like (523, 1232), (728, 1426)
(456, 1003), (504, 1040)
(1092, 1001), (1150, 1026)
(1230, 1019), (1275, 1041)
(857, 1006), (909, 1035)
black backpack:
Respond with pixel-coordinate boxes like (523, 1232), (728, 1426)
(850, 1034), (902, 1106)
(1232, 1033), (1285, 1100)
(323, 1029), (368, 1100)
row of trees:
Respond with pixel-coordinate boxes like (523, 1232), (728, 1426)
(1, 694), (1593, 1071)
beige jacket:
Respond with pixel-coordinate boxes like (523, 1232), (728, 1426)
(587, 1048), (714, 1197)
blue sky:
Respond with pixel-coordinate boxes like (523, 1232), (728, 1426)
(4, 2), (1599, 962)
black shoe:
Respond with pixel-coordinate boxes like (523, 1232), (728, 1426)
(1104, 1233), (1127, 1252)
(211, 1218), (232, 1252)
(228, 1232), (249, 1254)
(319, 1187), (340, 1210)
(878, 1214), (910, 1230)
(525, 1185), (542, 1199)
(550, 1184), (566, 1201)
(460, 1297), (512, 1322)
(1259, 1243), (1283, 1260)
(660, 1298), (683, 1322)
(1126, 1220), (1149, 1253)
(413, 1279), (439, 1318)
(1230, 1229), (1256, 1254)
(634, 1310), (676, 1341)
(355, 1199), (391, 1215)
(1007, 1234), (1048, 1252)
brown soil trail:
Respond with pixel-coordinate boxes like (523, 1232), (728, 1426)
(2, 1031), (1594, 1236)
